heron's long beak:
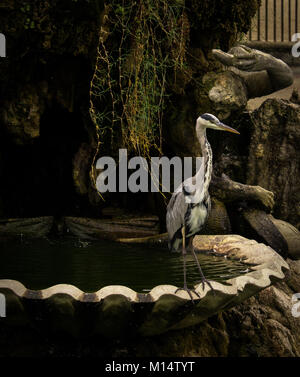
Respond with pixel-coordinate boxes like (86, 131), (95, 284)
(218, 122), (240, 134)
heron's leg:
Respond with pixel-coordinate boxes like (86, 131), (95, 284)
(175, 226), (200, 302)
(182, 226), (187, 287)
(190, 238), (215, 292)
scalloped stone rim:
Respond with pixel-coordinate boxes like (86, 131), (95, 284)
(0, 235), (289, 303)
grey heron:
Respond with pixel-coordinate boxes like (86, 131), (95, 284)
(166, 113), (240, 300)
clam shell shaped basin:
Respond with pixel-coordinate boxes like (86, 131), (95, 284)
(0, 235), (289, 338)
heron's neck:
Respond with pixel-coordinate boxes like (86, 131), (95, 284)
(198, 128), (212, 163)
(196, 128), (213, 192)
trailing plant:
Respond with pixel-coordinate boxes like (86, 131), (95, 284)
(89, 0), (260, 199)
(90, 0), (190, 157)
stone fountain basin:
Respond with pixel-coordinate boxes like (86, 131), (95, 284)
(0, 235), (289, 338)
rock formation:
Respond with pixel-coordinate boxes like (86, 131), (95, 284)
(247, 99), (300, 229)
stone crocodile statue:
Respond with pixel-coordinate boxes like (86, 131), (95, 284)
(212, 44), (293, 98)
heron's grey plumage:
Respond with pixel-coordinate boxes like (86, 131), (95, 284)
(166, 185), (188, 250)
(165, 113), (239, 295)
(166, 113), (239, 253)
(166, 158), (207, 251)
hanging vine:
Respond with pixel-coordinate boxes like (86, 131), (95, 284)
(90, 0), (190, 154)
(89, 0), (191, 198)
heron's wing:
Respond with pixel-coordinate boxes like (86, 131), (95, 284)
(166, 158), (205, 241)
(166, 189), (188, 241)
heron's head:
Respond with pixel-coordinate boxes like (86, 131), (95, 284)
(196, 113), (240, 134)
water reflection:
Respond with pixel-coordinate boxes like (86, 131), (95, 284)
(0, 237), (252, 292)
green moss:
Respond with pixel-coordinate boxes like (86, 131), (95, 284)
(186, 0), (261, 50)
(0, 0), (103, 57)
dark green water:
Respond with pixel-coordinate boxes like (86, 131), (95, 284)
(0, 237), (251, 292)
